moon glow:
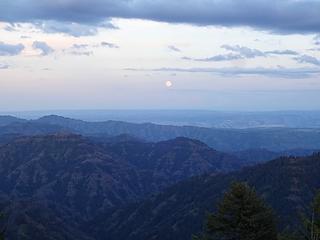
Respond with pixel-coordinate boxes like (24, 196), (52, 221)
(165, 81), (173, 88)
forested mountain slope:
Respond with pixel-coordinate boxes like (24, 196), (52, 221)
(89, 153), (320, 240)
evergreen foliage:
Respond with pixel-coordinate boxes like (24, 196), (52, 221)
(196, 182), (278, 240)
(302, 191), (320, 240)
(0, 212), (5, 240)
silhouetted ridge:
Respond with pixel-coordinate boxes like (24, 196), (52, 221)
(38, 115), (82, 123)
(0, 115), (26, 127)
(33, 115), (320, 151)
(158, 137), (210, 148)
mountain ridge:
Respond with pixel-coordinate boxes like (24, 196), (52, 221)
(33, 115), (320, 151)
(88, 153), (320, 240)
(0, 130), (319, 239)
(0, 133), (244, 215)
(2, 114), (320, 152)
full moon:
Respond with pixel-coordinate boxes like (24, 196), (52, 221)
(165, 81), (173, 88)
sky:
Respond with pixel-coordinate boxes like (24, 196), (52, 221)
(0, 0), (320, 111)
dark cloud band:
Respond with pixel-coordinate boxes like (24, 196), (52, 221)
(0, 0), (320, 34)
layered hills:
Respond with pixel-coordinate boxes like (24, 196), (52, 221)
(90, 153), (320, 240)
(0, 133), (247, 239)
(2, 115), (320, 152)
(0, 115), (319, 239)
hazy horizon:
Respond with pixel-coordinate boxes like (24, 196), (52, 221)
(2, 109), (320, 129)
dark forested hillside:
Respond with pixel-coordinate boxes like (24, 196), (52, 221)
(0, 122), (67, 137)
(232, 148), (318, 164)
(1, 200), (93, 240)
(0, 115), (320, 240)
(89, 153), (320, 240)
(0, 134), (243, 206)
(0, 134), (156, 216)
(104, 137), (245, 183)
(0, 133), (248, 239)
(0, 116), (26, 127)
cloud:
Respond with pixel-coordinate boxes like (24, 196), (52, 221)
(0, 63), (9, 69)
(32, 41), (54, 56)
(314, 35), (320, 45)
(68, 50), (93, 56)
(265, 50), (299, 55)
(294, 55), (320, 66)
(308, 47), (320, 51)
(72, 44), (89, 49)
(0, 42), (24, 56)
(184, 45), (299, 62)
(221, 45), (266, 58)
(63, 43), (93, 56)
(0, 0), (319, 34)
(185, 53), (243, 62)
(101, 42), (119, 48)
(2, 20), (115, 37)
(183, 45), (264, 62)
(168, 45), (181, 52)
(4, 25), (16, 32)
(32, 20), (116, 37)
(125, 66), (320, 79)
(33, 21), (96, 37)
(62, 41), (119, 56)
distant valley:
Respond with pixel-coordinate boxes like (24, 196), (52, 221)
(3, 110), (320, 129)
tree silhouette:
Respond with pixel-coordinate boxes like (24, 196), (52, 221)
(302, 191), (320, 240)
(0, 212), (5, 240)
(195, 182), (278, 240)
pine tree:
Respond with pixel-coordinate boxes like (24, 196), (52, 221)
(0, 212), (5, 240)
(196, 182), (278, 240)
(302, 191), (320, 240)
